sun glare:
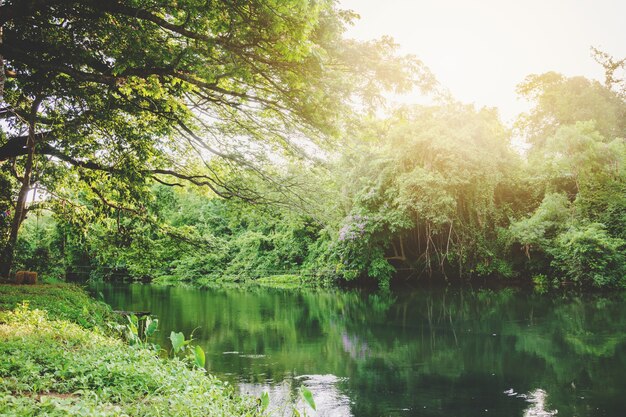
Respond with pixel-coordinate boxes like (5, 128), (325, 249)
(340, 0), (626, 124)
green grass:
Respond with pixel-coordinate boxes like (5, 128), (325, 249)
(0, 285), (263, 416)
(0, 284), (114, 330)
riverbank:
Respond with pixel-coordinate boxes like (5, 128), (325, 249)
(0, 284), (263, 416)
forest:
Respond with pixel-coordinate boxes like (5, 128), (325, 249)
(1, 1), (626, 416)
(1, 2), (625, 291)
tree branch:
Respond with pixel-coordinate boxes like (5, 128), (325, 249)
(94, 1), (217, 44)
(0, 133), (263, 201)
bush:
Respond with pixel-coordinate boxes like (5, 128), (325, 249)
(0, 301), (262, 416)
(0, 284), (114, 329)
(550, 223), (626, 287)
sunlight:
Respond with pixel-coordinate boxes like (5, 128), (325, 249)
(340, 0), (626, 124)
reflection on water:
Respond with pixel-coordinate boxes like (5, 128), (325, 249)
(296, 375), (352, 417)
(92, 283), (626, 417)
(342, 332), (369, 360)
(522, 389), (558, 417)
(505, 388), (558, 417)
(241, 375), (352, 416)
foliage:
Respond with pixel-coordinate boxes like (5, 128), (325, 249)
(94, 186), (332, 284)
(124, 314), (159, 347)
(299, 386), (316, 412)
(551, 223), (626, 287)
(194, 345), (206, 369)
(0, 304), (262, 416)
(12, 211), (67, 280)
(169, 331), (190, 354)
(515, 72), (626, 147)
(0, 169), (16, 249)
(322, 103), (522, 285)
(322, 70), (625, 288)
(509, 195), (626, 289)
(532, 274), (550, 293)
(10, 186), (331, 285)
(0, 284), (113, 329)
(507, 71), (626, 288)
(6, 44), (626, 289)
(508, 193), (572, 253)
(0, 0), (428, 276)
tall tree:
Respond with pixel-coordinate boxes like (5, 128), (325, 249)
(509, 70), (626, 287)
(515, 71), (626, 148)
(328, 104), (522, 286)
(0, 0), (429, 276)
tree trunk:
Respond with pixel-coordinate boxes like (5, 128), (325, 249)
(0, 98), (41, 278)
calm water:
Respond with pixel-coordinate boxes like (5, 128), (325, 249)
(91, 283), (626, 416)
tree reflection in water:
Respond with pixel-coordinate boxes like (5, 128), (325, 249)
(93, 283), (626, 417)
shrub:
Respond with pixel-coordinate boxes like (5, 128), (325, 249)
(0, 304), (262, 416)
(550, 223), (626, 287)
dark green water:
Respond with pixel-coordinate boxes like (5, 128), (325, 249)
(92, 283), (626, 416)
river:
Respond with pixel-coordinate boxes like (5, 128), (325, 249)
(91, 282), (626, 416)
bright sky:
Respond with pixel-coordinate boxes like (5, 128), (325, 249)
(340, 0), (626, 125)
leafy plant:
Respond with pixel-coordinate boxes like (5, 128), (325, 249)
(551, 223), (626, 287)
(260, 392), (270, 411)
(300, 386), (316, 411)
(194, 345), (206, 369)
(124, 314), (159, 348)
(169, 331), (191, 354)
(0, 295), (261, 416)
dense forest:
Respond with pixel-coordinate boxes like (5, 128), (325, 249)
(2, 2), (626, 417)
(1, 1), (625, 290)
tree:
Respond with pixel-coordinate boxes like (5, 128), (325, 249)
(592, 47), (626, 99)
(515, 71), (626, 148)
(327, 103), (522, 286)
(0, 0), (429, 276)
(508, 71), (626, 287)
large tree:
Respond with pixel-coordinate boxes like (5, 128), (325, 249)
(515, 71), (626, 148)
(509, 69), (626, 288)
(0, 0), (429, 276)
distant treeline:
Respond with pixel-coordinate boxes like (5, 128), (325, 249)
(9, 71), (626, 289)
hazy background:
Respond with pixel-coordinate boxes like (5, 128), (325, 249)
(340, 0), (626, 124)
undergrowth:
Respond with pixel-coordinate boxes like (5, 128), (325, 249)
(0, 285), (263, 416)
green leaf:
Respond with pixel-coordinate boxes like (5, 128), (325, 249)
(194, 345), (206, 368)
(170, 331), (185, 353)
(126, 315), (138, 336)
(300, 386), (316, 411)
(145, 318), (158, 338)
(260, 391), (269, 410)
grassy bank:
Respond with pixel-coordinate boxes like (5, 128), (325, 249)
(0, 284), (114, 330)
(0, 284), (262, 416)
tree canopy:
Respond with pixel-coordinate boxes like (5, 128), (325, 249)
(2, 2), (624, 290)
(0, 0), (430, 275)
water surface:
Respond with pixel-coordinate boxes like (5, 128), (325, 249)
(92, 283), (626, 416)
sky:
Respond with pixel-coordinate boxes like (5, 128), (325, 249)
(340, 0), (626, 125)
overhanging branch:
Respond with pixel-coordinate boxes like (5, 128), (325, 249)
(0, 133), (260, 201)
